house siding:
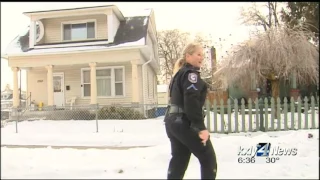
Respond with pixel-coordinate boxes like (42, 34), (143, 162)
(27, 63), (133, 106)
(146, 33), (154, 57)
(143, 64), (157, 106)
(39, 14), (108, 44)
(157, 92), (168, 104)
(137, 65), (144, 104)
(27, 69), (48, 105)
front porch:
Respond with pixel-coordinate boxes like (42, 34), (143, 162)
(11, 62), (143, 109)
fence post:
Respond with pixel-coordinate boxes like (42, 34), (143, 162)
(304, 96), (309, 129)
(290, 97), (295, 130)
(297, 97), (302, 129)
(13, 107), (19, 133)
(254, 99), (259, 131)
(213, 100), (218, 133)
(270, 97), (275, 131)
(234, 99), (238, 133)
(241, 98), (246, 132)
(311, 96), (315, 129)
(264, 98), (269, 131)
(95, 104), (99, 133)
(227, 98), (232, 133)
(205, 100), (211, 132)
(248, 98), (252, 132)
(220, 99), (225, 133)
(259, 98), (265, 132)
(283, 97), (288, 130)
(276, 97), (281, 131)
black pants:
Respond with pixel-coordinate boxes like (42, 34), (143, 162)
(164, 114), (218, 179)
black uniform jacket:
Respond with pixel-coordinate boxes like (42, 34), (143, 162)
(168, 63), (208, 132)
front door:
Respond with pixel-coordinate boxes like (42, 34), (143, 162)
(53, 73), (65, 107)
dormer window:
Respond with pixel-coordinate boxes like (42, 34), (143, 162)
(62, 20), (96, 41)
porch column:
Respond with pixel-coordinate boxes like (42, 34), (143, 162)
(131, 60), (140, 103)
(12, 67), (20, 107)
(46, 65), (54, 106)
(29, 20), (36, 48)
(89, 62), (97, 104)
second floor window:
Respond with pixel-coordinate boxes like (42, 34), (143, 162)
(63, 22), (95, 41)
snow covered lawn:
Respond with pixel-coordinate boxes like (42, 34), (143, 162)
(1, 119), (319, 179)
(1, 118), (168, 147)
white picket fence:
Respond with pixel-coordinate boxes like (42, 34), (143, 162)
(204, 96), (319, 133)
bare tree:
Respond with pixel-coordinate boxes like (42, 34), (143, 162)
(215, 25), (319, 117)
(232, 2), (317, 118)
(157, 30), (216, 85)
(240, 2), (284, 34)
(280, 2), (319, 47)
(193, 33), (215, 88)
(157, 29), (190, 83)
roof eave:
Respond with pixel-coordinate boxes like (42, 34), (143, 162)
(111, 6), (125, 21)
(6, 45), (148, 58)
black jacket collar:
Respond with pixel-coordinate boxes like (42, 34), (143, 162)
(184, 63), (200, 72)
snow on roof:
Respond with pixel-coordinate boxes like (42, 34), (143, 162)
(5, 36), (25, 54)
(15, 38), (145, 55)
(157, 84), (168, 93)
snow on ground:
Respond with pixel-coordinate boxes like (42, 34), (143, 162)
(1, 117), (167, 147)
(1, 118), (319, 179)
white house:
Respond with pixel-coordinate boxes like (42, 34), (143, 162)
(1, 5), (160, 110)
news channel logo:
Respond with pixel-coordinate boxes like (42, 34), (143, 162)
(237, 142), (298, 164)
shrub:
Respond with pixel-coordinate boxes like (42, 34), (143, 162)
(97, 106), (145, 120)
(47, 109), (96, 120)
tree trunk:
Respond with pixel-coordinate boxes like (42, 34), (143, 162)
(271, 79), (280, 119)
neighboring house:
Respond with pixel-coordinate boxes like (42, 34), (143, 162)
(157, 84), (168, 104)
(1, 86), (27, 112)
(1, 86), (13, 100)
(1, 88), (27, 100)
(2, 5), (160, 110)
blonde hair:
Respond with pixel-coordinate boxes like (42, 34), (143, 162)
(172, 42), (202, 75)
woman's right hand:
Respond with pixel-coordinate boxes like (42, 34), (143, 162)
(199, 129), (210, 145)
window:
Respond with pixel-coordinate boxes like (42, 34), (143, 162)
(96, 69), (112, 96)
(63, 21), (95, 41)
(81, 67), (124, 97)
(83, 70), (91, 96)
(114, 68), (124, 96)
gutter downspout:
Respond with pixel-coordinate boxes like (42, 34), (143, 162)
(142, 53), (153, 118)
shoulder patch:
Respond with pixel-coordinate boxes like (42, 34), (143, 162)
(188, 73), (198, 83)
